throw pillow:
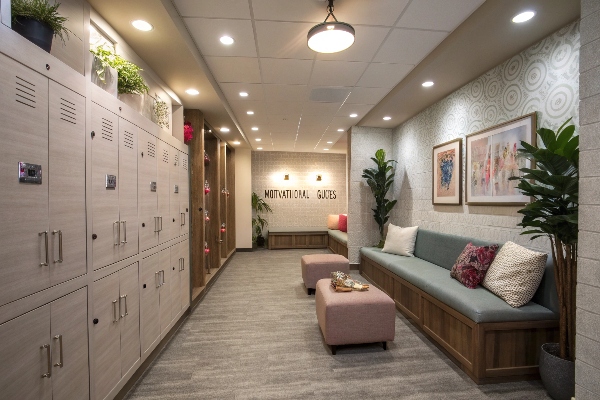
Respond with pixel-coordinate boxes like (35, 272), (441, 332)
(338, 214), (348, 232)
(483, 241), (547, 308)
(450, 242), (499, 289)
(381, 224), (419, 257)
(327, 214), (339, 230)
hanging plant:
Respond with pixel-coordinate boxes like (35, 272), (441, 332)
(184, 121), (193, 143)
(153, 95), (170, 129)
(89, 46), (149, 95)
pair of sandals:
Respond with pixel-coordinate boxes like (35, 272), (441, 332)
(330, 271), (370, 292)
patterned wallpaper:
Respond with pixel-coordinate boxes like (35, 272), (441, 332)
(390, 21), (580, 253)
(251, 151), (347, 230)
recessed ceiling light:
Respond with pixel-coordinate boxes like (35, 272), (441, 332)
(220, 35), (234, 45)
(220, 127), (230, 132)
(131, 20), (153, 31)
(349, 113), (358, 118)
(327, 141), (333, 144)
(185, 88), (199, 95)
(383, 116), (391, 121)
(324, 148), (329, 151)
(252, 127), (259, 131)
(247, 111), (254, 115)
(239, 92), (248, 97)
(255, 138), (261, 142)
(512, 11), (535, 23)
(257, 147), (263, 150)
(422, 81), (434, 87)
(337, 128), (344, 132)
(232, 141), (240, 145)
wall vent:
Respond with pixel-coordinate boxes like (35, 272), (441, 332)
(101, 118), (113, 141)
(123, 130), (134, 149)
(147, 142), (156, 158)
(15, 76), (36, 108)
(308, 87), (351, 103)
(59, 98), (77, 124)
(162, 149), (169, 164)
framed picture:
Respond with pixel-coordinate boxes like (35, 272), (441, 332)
(432, 138), (462, 205)
(466, 113), (537, 205)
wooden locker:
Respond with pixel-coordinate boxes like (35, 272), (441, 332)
(92, 271), (121, 400)
(119, 262), (140, 376)
(157, 139), (171, 245)
(180, 239), (190, 310)
(179, 151), (189, 237)
(0, 53), (50, 307)
(50, 288), (89, 400)
(159, 248), (171, 333)
(169, 146), (181, 241)
(169, 241), (182, 320)
(118, 119), (139, 260)
(140, 252), (160, 357)
(138, 130), (158, 252)
(48, 80), (86, 286)
(91, 102), (120, 270)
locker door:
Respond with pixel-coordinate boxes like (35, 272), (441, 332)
(138, 130), (158, 252)
(92, 272), (121, 400)
(0, 305), (52, 400)
(159, 248), (171, 333)
(50, 288), (89, 400)
(157, 139), (171, 244)
(118, 119), (139, 260)
(140, 252), (160, 357)
(0, 53), (50, 307)
(119, 262), (140, 376)
(169, 146), (180, 240)
(170, 241), (182, 320)
(91, 102), (120, 270)
(179, 151), (189, 236)
(48, 81), (87, 286)
(180, 239), (190, 310)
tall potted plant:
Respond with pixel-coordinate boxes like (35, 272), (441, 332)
(251, 192), (272, 248)
(362, 149), (397, 248)
(11, 0), (71, 52)
(511, 118), (578, 400)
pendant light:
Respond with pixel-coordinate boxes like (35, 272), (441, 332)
(307, 0), (355, 53)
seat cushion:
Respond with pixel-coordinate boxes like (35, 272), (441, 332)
(382, 224), (418, 257)
(327, 214), (339, 230)
(328, 229), (348, 244)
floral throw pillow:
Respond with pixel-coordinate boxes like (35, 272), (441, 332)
(450, 243), (499, 289)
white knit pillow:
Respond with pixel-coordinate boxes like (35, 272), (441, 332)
(483, 241), (547, 308)
(382, 224), (418, 257)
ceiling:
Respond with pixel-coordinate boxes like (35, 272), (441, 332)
(87, 0), (580, 154)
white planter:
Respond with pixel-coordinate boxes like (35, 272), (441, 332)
(118, 93), (144, 114)
(91, 57), (118, 97)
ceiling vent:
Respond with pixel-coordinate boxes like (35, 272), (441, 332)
(309, 87), (351, 103)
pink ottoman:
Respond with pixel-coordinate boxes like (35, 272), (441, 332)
(315, 278), (395, 354)
(301, 254), (349, 295)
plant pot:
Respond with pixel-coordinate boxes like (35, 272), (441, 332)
(118, 93), (144, 114)
(539, 343), (574, 400)
(256, 235), (265, 247)
(91, 56), (118, 97)
(12, 17), (53, 52)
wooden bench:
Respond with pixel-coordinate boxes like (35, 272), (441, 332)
(328, 230), (348, 258)
(268, 227), (328, 250)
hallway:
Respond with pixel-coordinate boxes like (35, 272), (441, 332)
(125, 249), (550, 399)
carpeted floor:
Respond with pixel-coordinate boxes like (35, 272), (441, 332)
(125, 248), (551, 399)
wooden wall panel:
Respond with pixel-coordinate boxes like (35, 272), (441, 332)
(226, 146), (236, 255)
(205, 136), (220, 270)
(219, 143), (227, 257)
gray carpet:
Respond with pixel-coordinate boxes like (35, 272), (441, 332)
(125, 248), (550, 399)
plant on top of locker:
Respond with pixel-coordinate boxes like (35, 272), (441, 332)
(90, 46), (150, 95)
(11, 0), (72, 51)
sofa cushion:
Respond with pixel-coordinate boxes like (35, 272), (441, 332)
(382, 224), (418, 257)
(328, 229), (348, 244)
(450, 243), (499, 289)
(327, 214), (339, 230)
(338, 214), (347, 232)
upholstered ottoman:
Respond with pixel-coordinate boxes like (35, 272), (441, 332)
(315, 279), (395, 354)
(301, 254), (349, 295)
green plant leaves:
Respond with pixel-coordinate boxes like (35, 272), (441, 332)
(90, 46), (150, 95)
(363, 149), (397, 238)
(12, 0), (71, 44)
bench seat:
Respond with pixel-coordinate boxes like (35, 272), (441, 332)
(268, 227), (328, 249)
(327, 229), (348, 258)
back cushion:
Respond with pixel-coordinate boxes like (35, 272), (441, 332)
(338, 214), (348, 232)
(327, 214), (339, 230)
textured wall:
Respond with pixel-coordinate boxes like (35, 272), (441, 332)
(251, 151), (347, 230)
(348, 127), (393, 263)
(577, 1), (600, 398)
(390, 21), (580, 253)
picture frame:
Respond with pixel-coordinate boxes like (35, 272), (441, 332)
(465, 113), (537, 205)
(432, 138), (462, 205)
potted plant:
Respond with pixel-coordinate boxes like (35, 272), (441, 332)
(11, 0), (71, 52)
(511, 118), (578, 400)
(362, 149), (397, 248)
(251, 192), (272, 248)
(153, 95), (170, 130)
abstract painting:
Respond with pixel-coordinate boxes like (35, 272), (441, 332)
(432, 138), (462, 205)
(466, 113), (536, 205)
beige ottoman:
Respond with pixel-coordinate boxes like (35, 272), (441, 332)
(315, 278), (395, 355)
(301, 254), (349, 295)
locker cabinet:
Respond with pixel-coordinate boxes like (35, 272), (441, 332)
(0, 288), (89, 400)
(157, 140), (171, 245)
(138, 130), (160, 252)
(169, 239), (190, 319)
(169, 146), (181, 240)
(0, 53), (86, 307)
(179, 152), (190, 237)
(92, 262), (140, 400)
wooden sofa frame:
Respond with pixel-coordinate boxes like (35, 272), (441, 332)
(328, 234), (348, 258)
(360, 255), (559, 384)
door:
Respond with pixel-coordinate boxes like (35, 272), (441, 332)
(159, 248), (171, 333)
(48, 81), (87, 286)
(0, 305), (52, 400)
(138, 130), (158, 252)
(140, 252), (160, 357)
(50, 288), (89, 400)
(119, 262), (140, 376)
(179, 151), (189, 236)
(92, 272), (121, 400)
(91, 102), (120, 270)
(157, 139), (171, 244)
(118, 119), (139, 260)
(180, 239), (190, 310)
(170, 241), (182, 320)
(0, 53), (50, 306)
(169, 146), (180, 240)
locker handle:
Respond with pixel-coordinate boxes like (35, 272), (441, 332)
(112, 299), (119, 322)
(155, 272), (160, 288)
(41, 344), (51, 378)
(53, 335), (63, 368)
(160, 216), (163, 232)
(154, 217), (159, 233)
(120, 294), (128, 318)
(39, 231), (49, 266)
(181, 212), (185, 227)
(52, 230), (63, 263)
(179, 257), (182, 271)
(114, 221), (120, 246)
(121, 221), (127, 244)
(160, 270), (165, 285)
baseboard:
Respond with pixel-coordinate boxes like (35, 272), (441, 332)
(349, 263), (359, 270)
(236, 247), (254, 252)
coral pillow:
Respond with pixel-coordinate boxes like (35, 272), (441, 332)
(338, 214), (347, 232)
(450, 243), (499, 289)
(382, 224), (418, 257)
(327, 214), (339, 230)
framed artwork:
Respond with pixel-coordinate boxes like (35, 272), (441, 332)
(466, 113), (537, 205)
(432, 138), (462, 205)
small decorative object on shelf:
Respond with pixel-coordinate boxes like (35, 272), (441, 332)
(204, 242), (210, 254)
(204, 180), (210, 195)
(11, 0), (72, 53)
(204, 210), (210, 223)
(204, 151), (210, 166)
(220, 223), (226, 233)
(153, 95), (170, 129)
(184, 121), (193, 143)
(221, 187), (230, 197)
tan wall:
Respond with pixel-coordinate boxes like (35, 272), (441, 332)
(235, 148), (253, 249)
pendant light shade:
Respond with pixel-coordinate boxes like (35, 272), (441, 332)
(307, 0), (355, 53)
